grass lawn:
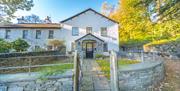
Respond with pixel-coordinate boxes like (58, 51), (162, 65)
(38, 63), (73, 79)
(0, 59), (73, 74)
(96, 59), (140, 79)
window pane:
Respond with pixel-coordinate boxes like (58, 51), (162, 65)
(86, 27), (92, 34)
(36, 30), (41, 39)
(101, 27), (107, 37)
(71, 42), (75, 51)
(48, 30), (54, 39)
(23, 30), (28, 39)
(5, 30), (11, 39)
(103, 43), (108, 52)
(72, 27), (79, 36)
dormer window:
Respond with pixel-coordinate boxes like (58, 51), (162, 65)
(101, 27), (107, 37)
(86, 27), (92, 34)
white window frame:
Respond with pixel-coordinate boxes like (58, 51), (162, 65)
(48, 30), (54, 39)
(103, 43), (108, 52)
(5, 30), (11, 39)
(72, 27), (79, 36)
(86, 27), (92, 34)
(101, 27), (107, 37)
(22, 30), (28, 39)
(36, 30), (41, 39)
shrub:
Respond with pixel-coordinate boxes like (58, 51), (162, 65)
(48, 39), (66, 53)
(0, 39), (11, 53)
(95, 54), (105, 59)
(118, 59), (140, 65)
(11, 38), (30, 52)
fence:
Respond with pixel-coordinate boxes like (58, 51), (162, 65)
(0, 50), (167, 91)
(73, 50), (82, 91)
(109, 51), (167, 91)
(0, 54), (74, 91)
(0, 50), (64, 58)
(0, 54), (73, 74)
(110, 51), (119, 91)
(118, 51), (170, 62)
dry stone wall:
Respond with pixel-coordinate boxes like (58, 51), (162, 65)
(118, 61), (164, 91)
(0, 77), (72, 91)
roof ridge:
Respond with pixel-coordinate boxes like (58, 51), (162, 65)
(60, 8), (118, 24)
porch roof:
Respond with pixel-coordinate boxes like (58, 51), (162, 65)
(75, 33), (104, 42)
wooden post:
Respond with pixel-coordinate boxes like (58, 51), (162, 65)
(110, 51), (119, 91)
(28, 57), (31, 76)
(153, 52), (155, 61)
(73, 50), (79, 91)
(141, 51), (144, 62)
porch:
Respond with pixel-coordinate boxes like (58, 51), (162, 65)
(75, 33), (105, 58)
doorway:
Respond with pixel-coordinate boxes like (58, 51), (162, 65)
(86, 42), (93, 58)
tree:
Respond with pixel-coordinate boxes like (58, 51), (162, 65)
(0, 39), (11, 53)
(48, 39), (65, 50)
(11, 38), (30, 52)
(0, 0), (34, 24)
(109, 0), (180, 47)
(137, 0), (180, 23)
(48, 39), (66, 53)
(17, 14), (44, 23)
(110, 0), (153, 46)
(101, 1), (115, 16)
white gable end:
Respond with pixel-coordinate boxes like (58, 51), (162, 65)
(62, 10), (117, 32)
(61, 9), (119, 52)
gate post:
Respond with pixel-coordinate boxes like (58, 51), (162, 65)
(73, 50), (80, 91)
(141, 51), (144, 62)
(110, 51), (119, 91)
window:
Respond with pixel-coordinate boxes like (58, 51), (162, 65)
(103, 43), (108, 52)
(5, 30), (11, 39)
(101, 27), (107, 37)
(35, 45), (40, 51)
(72, 27), (79, 36)
(36, 30), (41, 39)
(47, 45), (53, 50)
(48, 30), (54, 39)
(86, 27), (92, 34)
(71, 42), (75, 51)
(22, 30), (28, 39)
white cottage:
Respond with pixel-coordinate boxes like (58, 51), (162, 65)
(0, 8), (119, 58)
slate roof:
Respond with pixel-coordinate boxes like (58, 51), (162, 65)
(0, 23), (61, 29)
(61, 8), (118, 24)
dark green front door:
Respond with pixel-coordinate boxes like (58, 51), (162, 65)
(86, 42), (93, 58)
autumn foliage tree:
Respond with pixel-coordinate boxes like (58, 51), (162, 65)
(109, 0), (180, 47)
(48, 39), (66, 53)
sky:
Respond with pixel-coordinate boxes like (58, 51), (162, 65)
(13, 0), (118, 23)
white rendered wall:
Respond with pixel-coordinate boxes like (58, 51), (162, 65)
(62, 10), (119, 52)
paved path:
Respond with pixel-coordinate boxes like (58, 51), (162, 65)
(80, 59), (110, 91)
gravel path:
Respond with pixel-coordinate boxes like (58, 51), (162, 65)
(80, 59), (110, 91)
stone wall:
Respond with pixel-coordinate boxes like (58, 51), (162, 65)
(118, 61), (164, 91)
(0, 55), (70, 67)
(143, 40), (180, 58)
(0, 51), (64, 58)
(0, 77), (73, 91)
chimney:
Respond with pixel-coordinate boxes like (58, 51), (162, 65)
(44, 16), (52, 23)
(17, 16), (26, 24)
